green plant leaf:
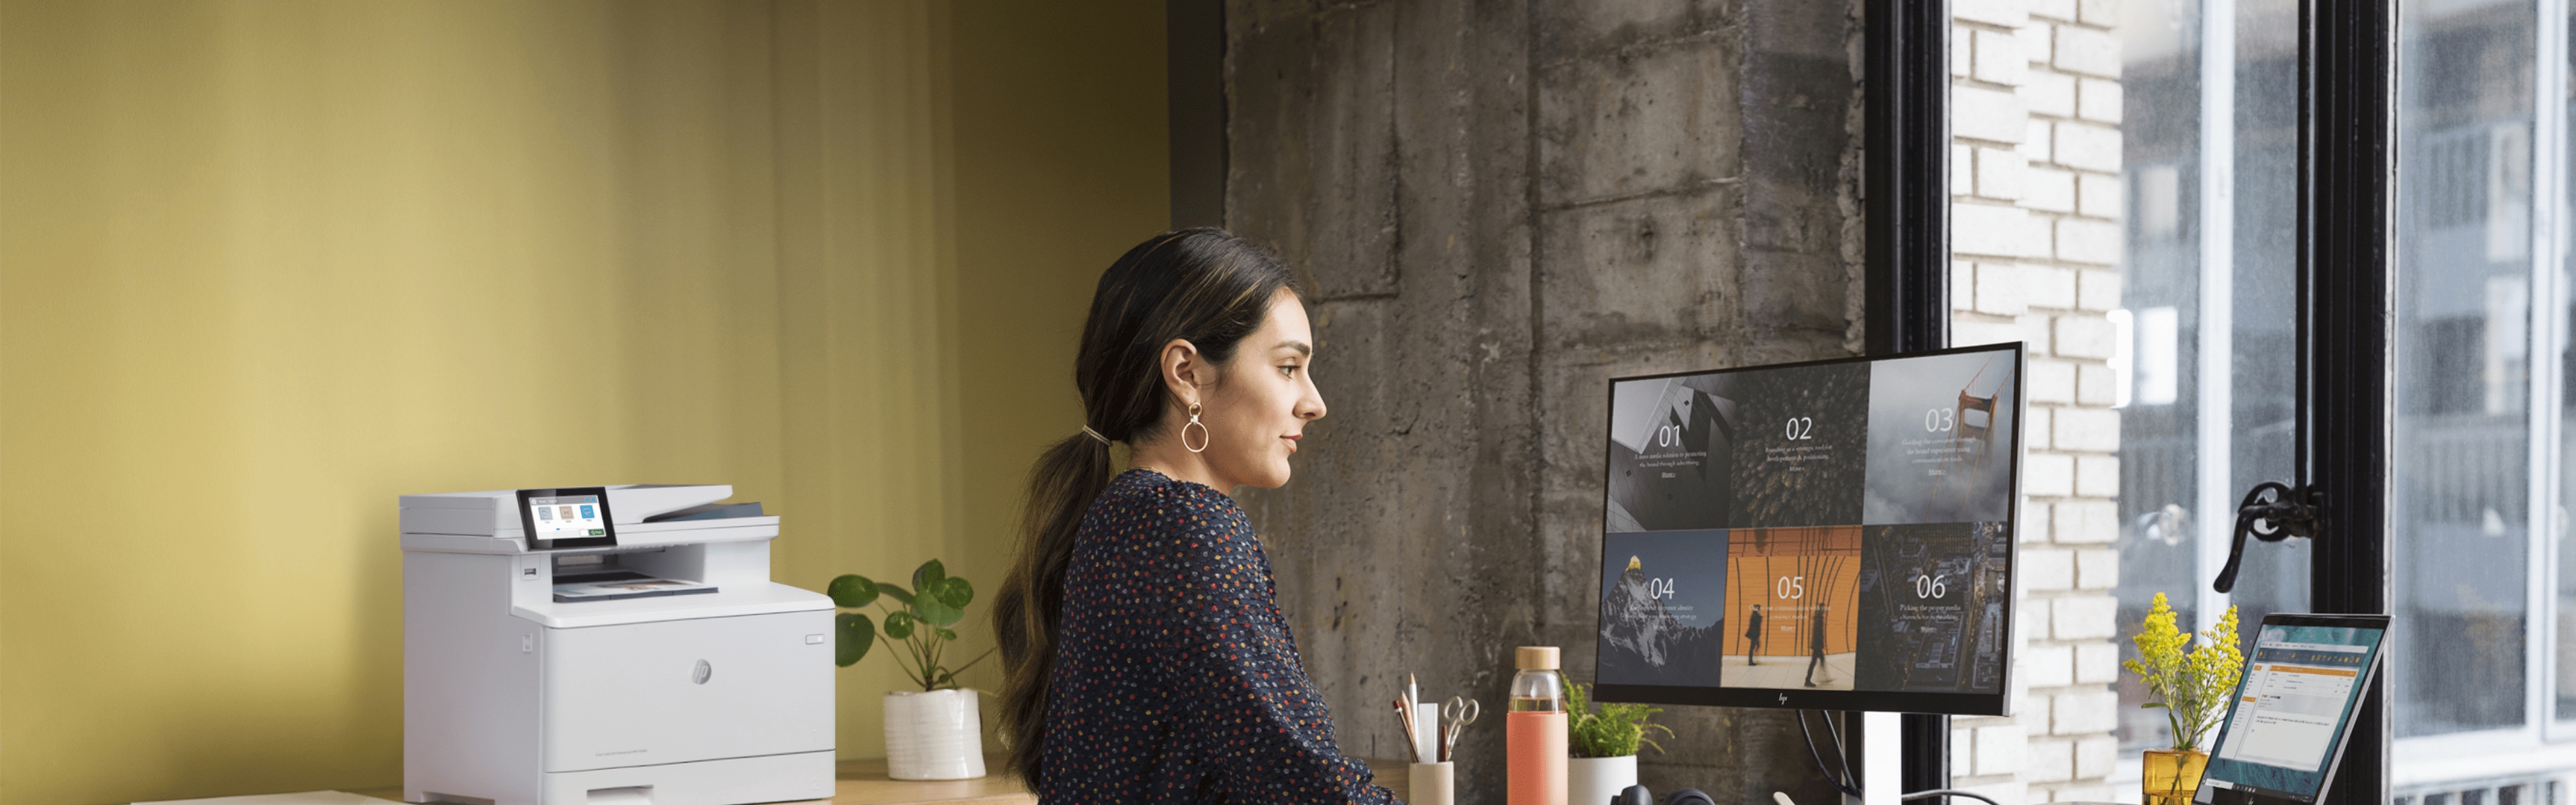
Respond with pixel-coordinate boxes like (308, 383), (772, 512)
(827, 574), (879, 608)
(883, 610), (916, 639)
(914, 559), (946, 594)
(936, 627), (957, 641)
(879, 583), (915, 606)
(836, 612), (874, 667)
(938, 576), (975, 608)
(912, 595), (964, 627)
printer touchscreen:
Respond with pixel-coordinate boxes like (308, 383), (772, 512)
(517, 487), (616, 549)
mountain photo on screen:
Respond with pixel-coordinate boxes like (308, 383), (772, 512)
(1597, 529), (1732, 687)
(1862, 350), (2017, 525)
(1729, 362), (1870, 528)
(1605, 373), (1739, 532)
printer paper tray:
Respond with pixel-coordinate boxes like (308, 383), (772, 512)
(514, 582), (829, 629)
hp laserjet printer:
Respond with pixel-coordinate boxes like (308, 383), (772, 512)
(401, 484), (833, 805)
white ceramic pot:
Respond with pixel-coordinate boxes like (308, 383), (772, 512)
(1567, 754), (1638, 805)
(883, 688), (986, 780)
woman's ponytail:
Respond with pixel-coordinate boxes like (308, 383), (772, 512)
(991, 228), (1295, 788)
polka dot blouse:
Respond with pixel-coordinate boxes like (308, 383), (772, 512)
(1038, 469), (1399, 804)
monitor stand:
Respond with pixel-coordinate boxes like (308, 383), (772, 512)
(1860, 711), (1901, 805)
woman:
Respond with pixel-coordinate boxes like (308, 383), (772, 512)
(992, 229), (1399, 804)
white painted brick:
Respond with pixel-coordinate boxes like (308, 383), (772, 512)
(2023, 70), (2076, 118)
(1975, 724), (2029, 775)
(2020, 498), (2047, 542)
(2078, 269), (2121, 311)
(2029, 360), (2077, 404)
(2017, 691), (2054, 734)
(2025, 166), (2076, 213)
(2053, 25), (2120, 78)
(2077, 76), (2123, 123)
(1977, 146), (2027, 201)
(1954, 24), (1974, 77)
(2028, 264), (2079, 309)
(2026, 738), (2076, 782)
(2078, 171), (2123, 219)
(2076, 362), (2114, 405)
(2078, 0), (2121, 26)
(2023, 643), (2076, 686)
(2053, 405), (2120, 451)
(1975, 29), (2029, 86)
(1960, 781), (2030, 805)
(2056, 217), (2122, 265)
(2053, 688), (2120, 735)
(2052, 596), (2118, 640)
(1952, 729), (1976, 773)
(2022, 119), (2054, 162)
(1955, 85), (2029, 143)
(1953, 260), (1978, 311)
(2071, 738), (2112, 779)
(2054, 122), (2121, 172)
(1955, 0), (2031, 27)
(2020, 23), (2054, 65)
(2055, 783), (2116, 802)
(1955, 319), (2027, 350)
(2025, 407), (2052, 450)
(2075, 641), (2119, 684)
(2075, 453), (2120, 496)
(1955, 143), (1976, 196)
(2031, 0), (2077, 19)
(1955, 202), (2032, 257)
(2054, 500), (2118, 543)
(2076, 547), (2118, 590)
(1977, 262), (2029, 315)
(2025, 452), (2075, 496)
(2056, 315), (2116, 360)
(2024, 547), (2075, 591)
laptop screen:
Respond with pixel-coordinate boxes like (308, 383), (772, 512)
(2198, 615), (2389, 804)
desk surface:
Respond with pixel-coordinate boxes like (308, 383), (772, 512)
(353, 757), (1411, 804)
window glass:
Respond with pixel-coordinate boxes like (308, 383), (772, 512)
(2110, 0), (2305, 753)
(2394, 0), (2536, 738)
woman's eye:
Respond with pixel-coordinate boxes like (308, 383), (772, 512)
(1280, 364), (1300, 377)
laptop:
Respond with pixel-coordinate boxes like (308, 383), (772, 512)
(2196, 612), (2392, 805)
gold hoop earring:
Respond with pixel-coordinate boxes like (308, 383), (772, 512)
(1182, 402), (1210, 453)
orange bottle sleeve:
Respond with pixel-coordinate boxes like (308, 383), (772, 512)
(1506, 710), (1568, 805)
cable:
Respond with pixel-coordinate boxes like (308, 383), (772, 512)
(1796, 710), (1864, 799)
(1900, 790), (2002, 805)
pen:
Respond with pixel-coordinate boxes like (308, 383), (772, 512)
(1392, 699), (1422, 763)
(1405, 673), (1419, 759)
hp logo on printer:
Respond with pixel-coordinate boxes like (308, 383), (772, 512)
(693, 659), (712, 685)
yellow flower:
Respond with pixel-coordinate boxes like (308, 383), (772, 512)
(2123, 593), (2243, 751)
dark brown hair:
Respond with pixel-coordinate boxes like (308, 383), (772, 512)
(991, 227), (1297, 787)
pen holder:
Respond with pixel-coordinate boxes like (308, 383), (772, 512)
(1408, 761), (1454, 805)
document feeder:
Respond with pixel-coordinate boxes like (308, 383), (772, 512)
(401, 484), (834, 805)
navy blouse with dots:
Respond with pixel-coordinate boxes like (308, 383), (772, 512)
(1038, 469), (1399, 804)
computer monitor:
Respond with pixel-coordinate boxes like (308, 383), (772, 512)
(1591, 343), (2025, 716)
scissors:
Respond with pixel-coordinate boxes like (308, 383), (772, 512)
(1438, 696), (1480, 762)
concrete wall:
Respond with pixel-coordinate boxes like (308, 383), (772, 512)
(1221, 1), (1865, 800)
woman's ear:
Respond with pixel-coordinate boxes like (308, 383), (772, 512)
(1159, 339), (1203, 404)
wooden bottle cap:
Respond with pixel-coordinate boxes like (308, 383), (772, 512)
(1515, 646), (1559, 670)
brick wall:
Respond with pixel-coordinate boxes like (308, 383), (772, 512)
(1948, 0), (2126, 801)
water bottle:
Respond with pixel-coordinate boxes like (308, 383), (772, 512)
(1507, 646), (1566, 805)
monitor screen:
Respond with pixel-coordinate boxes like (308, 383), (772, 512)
(2198, 615), (2389, 804)
(517, 487), (617, 550)
(1592, 343), (2023, 714)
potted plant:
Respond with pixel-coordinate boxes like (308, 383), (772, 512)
(830, 559), (994, 781)
(1564, 679), (1672, 805)
(2123, 592), (2243, 805)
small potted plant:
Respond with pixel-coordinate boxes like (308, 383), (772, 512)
(2123, 592), (2243, 805)
(1564, 679), (1672, 805)
(830, 559), (994, 781)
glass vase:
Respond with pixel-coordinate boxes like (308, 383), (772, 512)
(2142, 749), (2210, 805)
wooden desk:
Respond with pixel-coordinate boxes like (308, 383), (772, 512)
(353, 757), (1410, 804)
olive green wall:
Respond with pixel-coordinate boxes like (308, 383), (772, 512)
(0, 2), (1164, 803)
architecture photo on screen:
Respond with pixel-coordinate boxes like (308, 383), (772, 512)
(1593, 343), (2026, 714)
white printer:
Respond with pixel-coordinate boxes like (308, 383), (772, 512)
(400, 484), (835, 805)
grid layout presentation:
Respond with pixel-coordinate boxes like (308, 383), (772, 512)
(1595, 344), (2021, 711)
